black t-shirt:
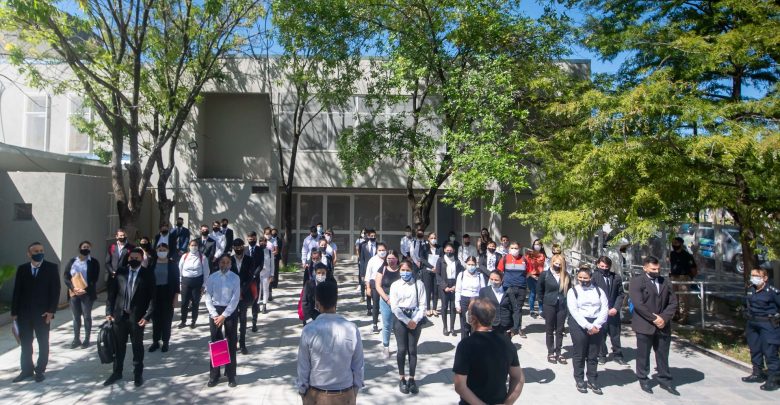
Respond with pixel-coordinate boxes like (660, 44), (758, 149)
(452, 331), (519, 405)
(670, 249), (695, 276)
(378, 265), (401, 292)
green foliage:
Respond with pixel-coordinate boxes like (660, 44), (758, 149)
(0, 265), (15, 288)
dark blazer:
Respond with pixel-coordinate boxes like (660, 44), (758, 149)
(197, 236), (217, 263)
(629, 274), (678, 335)
(231, 255), (255, 305)
(305, 256), (334, 282)
(105, 242), (134, 276)
(146, 258), (181, 294)
(435, 256), (464, 288)
(537, 269), (572, 306)
(246, 244), (265, 277)
(478, 251), (502, 277)
(358, 241), (377, 277)
(479, 285), (512, 328)
(592, 269), (624, 310)
(106, 266), (156, 322)
(223, 228), (234, 253)
(11, 261), (61, 318)
(63, 256), (100, 300)
(170, 226), (191, 253)
(419, 243), (441, 270)
(302, 278), (338, 321)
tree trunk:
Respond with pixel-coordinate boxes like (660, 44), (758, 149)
(412, 189), (437, 232)
(155, 149), (176, 227)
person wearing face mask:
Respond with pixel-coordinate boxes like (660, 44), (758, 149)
(419, 232), (441, 317)
(376, 250), (403, 358)
(105, 228), (135, 280)
(366, 243), (388, 332)
(400, 226), (414, 261)
(315, 222), (324, 237)
(436, 242), (464, 336)
(269, 227), (282, 292)
(567, 266), (608, 395)
(458, 234), (478, 268)
(497, 235), (510, 256)
(147, 243), (180, 353)
(389, 261), (427, 395)
(138, 236), (154, 267)
(302, 264), (335, 324)
(669, 236), (697, 324)
(179, 238), (211, 329)
(358, 229), (378, 305)
(230, 239), (255, 355)
(498, 241), (530, 338)
(154, 223), (171, 248)
(196, 224), (217, 269)
(64, 240), (100, 349)
(629, 256), (679, 395)
(455, 256), (486, 340)
(318, 238), (334, 269)
(11, 242), (61, 383)
(103, 248), (155, 387)
(448, 231), (461, 252)
(592, 256), (626, 366)
(479, 271), (514, 338)
(537, 254), (572, 364)
(245, 231), (264, 330)
(304, 248), (332, 286)
(742, 268), (780, 391)
(354, 227), (367, 258)
(477, 228), (492, 256)
(324, 229), (338, 266)
(210, 221), (227, 262)
(453, 298), (525, 405)
(256, 235), (276, 316)
(171, 217), (191, 258)
(205, 255), (241, 388)
(479, 241), (502, 277)
(410, 229), (426, 275)
(526, 239), (547, 319)
(302, 225), (321, 267)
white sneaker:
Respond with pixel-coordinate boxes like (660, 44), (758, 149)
(382, 346), (390, 359)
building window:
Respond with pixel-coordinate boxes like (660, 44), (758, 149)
(66, 96), (93, 153)
(23, 95), (49, 151)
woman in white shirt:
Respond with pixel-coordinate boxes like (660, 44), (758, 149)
(389, 261), (427, 395)
(435, 242), (463, 336)
(566, 266), (609, 395)
(455, 256), (486, 340)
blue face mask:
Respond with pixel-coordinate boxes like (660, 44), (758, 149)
(31, 253), (44, 262)
(400, 271), (413, 282)
(467, 265), (477, 274)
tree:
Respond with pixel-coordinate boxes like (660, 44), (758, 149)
(1, 0), (262, 236)
(336, 0), (572, 231)
(519, 0), (780, 278)
(248, 0), (366, 264)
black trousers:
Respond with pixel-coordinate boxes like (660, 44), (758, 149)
(506, 286), (527, 333)
(458, 296), (477, 340)
(271, 257), (280, 288)
(237, 302), (249, 348)
(113, 314), (145, 376)
(180, 276), (203, 324)
(209, 307), (238, 381)
(70, 294), (94, 343)
(600, 313), (623, 359)
(746, 320), (780, 377)
(393, 316), (423, 377)
(570, 316), (602, 384)
(635, 332), (672, 384)
(358, 274), (366, 298)
(251, 301), (260, 328)
(152, 285), (175, 344)
(17, 314), (50, 375)
(543, 302), (567, 356)
(440, 280), (456, 331)
(370, 280), (380, 325)
(422, 269), (438, 311)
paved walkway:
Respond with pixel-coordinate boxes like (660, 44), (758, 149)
(0, 262), (776, 404)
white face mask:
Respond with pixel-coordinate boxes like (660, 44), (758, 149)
(509, 248), (520, 257)
(157, 251), (168, 259)
(325, 235), (332, 242)
(378, 251), (387, 258)
(316, 274), (326, 283)
(751, 276), (764, 286)
(189, 246), (198, 254)
(492, 281), (502, 289)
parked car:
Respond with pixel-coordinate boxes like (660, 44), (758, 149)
(693, 224), (768, 274)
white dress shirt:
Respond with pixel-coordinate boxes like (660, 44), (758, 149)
(455, 271), (484, 311)
(365, 255), (384, 284)
(444, 256), (457, 279)
(204, 269), (240, 318)
(296, 313), (364, 393)
(389, 279), (427, 325)
(457, 244), (478, 266)
(566, 284), (608, 330)
(156, 233), (169, 247)
(301, 235), (319, 264)
(179, 251), (210, 279)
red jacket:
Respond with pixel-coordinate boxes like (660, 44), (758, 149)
(525, 252), (546, 277)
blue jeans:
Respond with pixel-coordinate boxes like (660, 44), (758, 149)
(380, 299), (393, 347)
(527, 277), (541, 314)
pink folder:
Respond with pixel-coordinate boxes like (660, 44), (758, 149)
(209, 339), (231, 368)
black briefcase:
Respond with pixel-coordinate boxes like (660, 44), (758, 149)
(97, 321), (116, 364)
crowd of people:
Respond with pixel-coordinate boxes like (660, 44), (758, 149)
(7, 220), (780, 404)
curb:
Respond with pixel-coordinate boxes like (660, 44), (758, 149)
(671, 334), (752, 373)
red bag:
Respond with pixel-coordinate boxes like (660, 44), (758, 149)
(297, 288), (305, 321)
(250, 281), (259, 301)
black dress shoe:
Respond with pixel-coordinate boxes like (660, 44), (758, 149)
(742, 374), (766, 383)
(34, 373), (45, 383)
(598, 356), (607, 365)
(366, 309), (372, 316)
(262, 304), (268, 314)
(103, 374), (122, 386)
(576, 381), (588, 393)
(207, 379), (218, 387)
(588, 382), (603, 395)
(148, 343), (160, 352)
(70, 340), (82, 349)
(189, 322), (197, 329)
(760, 380), (779, 391)
(252, 325), (258, 332)
(81, 341), (90, 349)
(12, 372), (33, 383)
(399, 379), (409, 394)
(557, 356), (567, 365)
(442, 328), (449, 336)
(451, 329), (458, 335)
(228, 380), (237, 388)
(659, 384), (680, 396)
(240, 347), (249, 355)
(639, 379), (653, 394)
(408, 379), (419, 394)
(372, 325), (380, 334)
(177, 322), (187, 329)
(614, 357), (628, 366)
(134, 376), (143, 387)
(161, 343), (169, 352)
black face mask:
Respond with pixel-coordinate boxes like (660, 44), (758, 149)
(487, 248), (496, 253)
(212, 227), (220, 233)
(161, 229), (169, 235)
(201, 231), (209, 236)
(647, 271), (660, 279)
(176, 222), (183, 227)
(234, 248), (243, 255)
(271, 233), (277, 237)
(552, 264), (561, 272)
(80, 248), (91, 256)
(140, 243), (151, 250)
(248, 240), (257, 246)
(128, 259), (142, 268)
(446, 252), (455, 257)
(368, 237), (376, 242)
(117, 237), (127, 243)
(672, 245), (682, 251)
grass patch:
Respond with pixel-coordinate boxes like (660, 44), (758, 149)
(278, 263), (300, 274)
(675, 327), (751, 364)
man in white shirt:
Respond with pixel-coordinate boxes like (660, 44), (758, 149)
(301, 226), (320, 265)
(365, 243), (387, 334)
(205, 255), (241, 388)
(210, 221), (226, 261)
(297, 281), (364, 405)
(458, 234), (478, 266)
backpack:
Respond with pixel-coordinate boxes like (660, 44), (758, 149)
(572, 285), (602, 299)
(182, 252), (204, 264)
(97, 321), (116, 364)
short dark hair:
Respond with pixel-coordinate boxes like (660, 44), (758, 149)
(129, 248), (145, 258)
(78, 240), (92, 249)
(176, 217), (184, 221)
(462, 233), (470, 239)
(673, 236), (684, 243)
(366, 228), (376, 235)
(314, 263), (329, 273)
(28, 241), (43, 252)
(247, 231), (258, 237)
(157, 243), (169, 250)
(405, 225), (412, 231)
(489, 270), (503, 280)
(221, 218), (229, 223)
(643, 255), (660, 265)
(315, 280), (338, 309)
(577, 264), (592, 276)
(596, 256), (612, 269)
(232, 238), (245, 247)
(469, 298), (496, 327)
(465, 255), (478, 264)
(377, 242), (387, 250)
(310, 226), (317, 233)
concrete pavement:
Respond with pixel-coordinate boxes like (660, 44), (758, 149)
(0, 261), (776, 404)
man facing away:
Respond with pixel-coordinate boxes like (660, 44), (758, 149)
(296, 280), (364, 404)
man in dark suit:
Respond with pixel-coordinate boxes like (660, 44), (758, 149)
(593, 256), (626, 366)
(105, 228), (134, 279)
(197, 224), (217, 271)
(478, 241), (502, 278)
(221, 218), (234, 254)
(629, 255), (679, 395)
(103, 248), (156, 387)
(245, 231), (264, 332)
(11, 242), (61, 383)
(357, 229), (377, 311)
(230, 238), (255, 354)
(171, 217), (191, 257)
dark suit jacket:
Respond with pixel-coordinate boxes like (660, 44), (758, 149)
(629, 274), (678, 335)
(223, 228), (234, 253)
(146, 258), (181, 295)
(106, 266), (156, 322)
(246, 244), (265, 277)
(479, 285), (512, 328)
(197, 237), (217, 264)
(64, 256), (100, 300)
(435, 257), (464, 289)
(105, 242), (134, 276)
(478, 252), (502, 276)
(358, 241), (377, 277)
(11, 261), (61, 318)
(592, 269), (624, 310)
(419, 243), (441, 270)
(170, 227), (191, 253)
(231, 255), (255, 304)
(537, 269), (572, 307)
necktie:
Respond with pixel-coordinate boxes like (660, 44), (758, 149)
(605, 275), (610, 289)
(32, 267), (39, 277)
(125, 270), (137, 311)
